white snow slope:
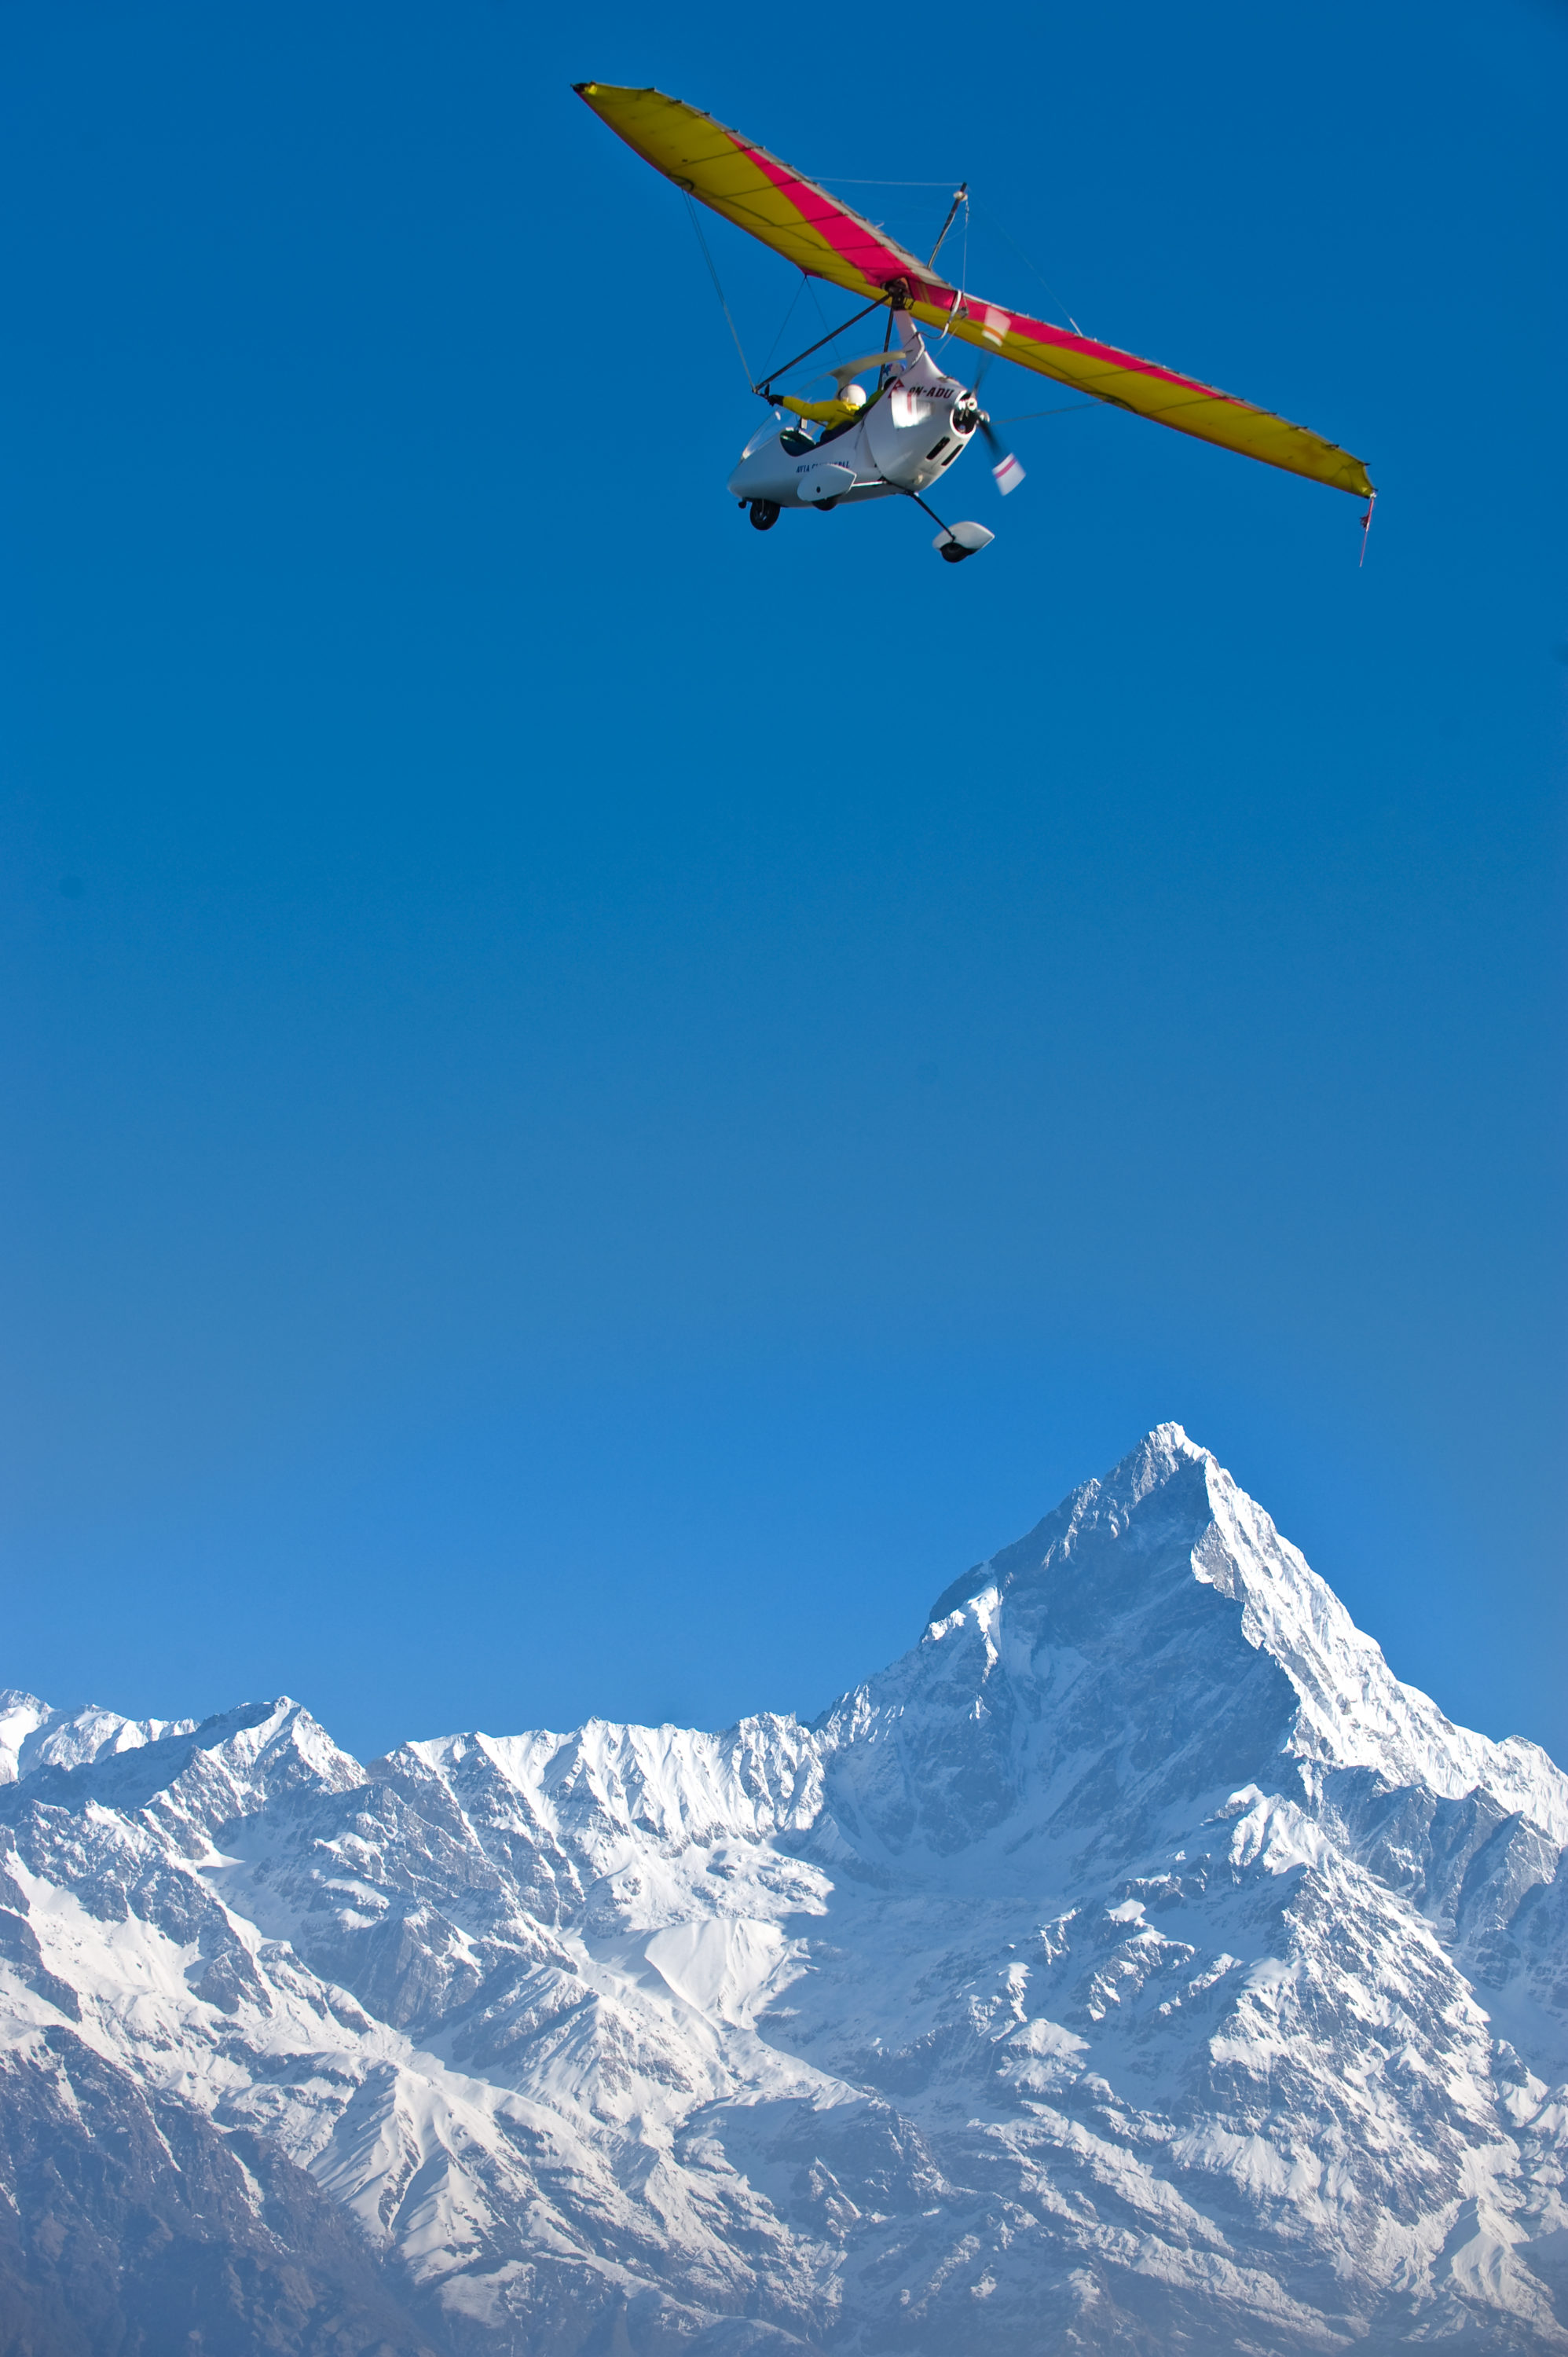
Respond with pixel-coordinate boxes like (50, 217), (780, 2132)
(5, 1425), (1568, 2356)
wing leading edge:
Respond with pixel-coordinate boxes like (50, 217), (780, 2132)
(573, 82), (1373, 502)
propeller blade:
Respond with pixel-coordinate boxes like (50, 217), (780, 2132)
(828, 349), (909, 390)
(978, 413), (1025, 495)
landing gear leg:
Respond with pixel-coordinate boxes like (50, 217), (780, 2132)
(748, 500), (781, 532)
(903, 489), (993, 563)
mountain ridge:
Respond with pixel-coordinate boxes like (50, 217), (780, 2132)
(3, 1425), (1566, 2355)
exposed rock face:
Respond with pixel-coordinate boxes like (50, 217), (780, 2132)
(0, 2027), (442, 2355)
(3, 1426), (1567, 2355)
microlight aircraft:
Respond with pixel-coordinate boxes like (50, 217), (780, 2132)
(574, 82), (1375, 563)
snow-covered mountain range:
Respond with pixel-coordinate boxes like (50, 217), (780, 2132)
(5, 1424), (1568, 2355)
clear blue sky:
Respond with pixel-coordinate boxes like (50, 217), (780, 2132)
(3, 0), (1563, 1766)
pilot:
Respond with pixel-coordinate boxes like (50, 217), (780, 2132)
(779, 382), (868, 434)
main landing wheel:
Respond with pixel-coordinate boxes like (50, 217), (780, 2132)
(748, 500), (780, 531)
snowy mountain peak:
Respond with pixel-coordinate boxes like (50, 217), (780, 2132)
(914, 1425), (1568, 1849)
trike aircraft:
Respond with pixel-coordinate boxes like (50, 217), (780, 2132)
(575, 82), (1374, 563)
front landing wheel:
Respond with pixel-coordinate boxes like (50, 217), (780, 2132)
(749, 500), (781, 531)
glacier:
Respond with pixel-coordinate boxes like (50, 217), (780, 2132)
(3, 1423), (1568, 2355)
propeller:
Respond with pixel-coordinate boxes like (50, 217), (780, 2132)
(966, 355), (1024, 497)
(828, 350), (909, 391)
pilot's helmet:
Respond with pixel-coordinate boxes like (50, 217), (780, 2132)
(840, 383), (867, 409)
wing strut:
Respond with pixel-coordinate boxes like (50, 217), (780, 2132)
(758, 298), (888, 401)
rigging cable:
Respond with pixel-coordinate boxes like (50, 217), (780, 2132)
(681, 192), (757, 390)
(993, 402), (1098, 423)
(969, 197), (1083, 335)
(760, 275), (809, 379)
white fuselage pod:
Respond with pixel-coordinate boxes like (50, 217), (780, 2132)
(727, 317), (979, 510)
